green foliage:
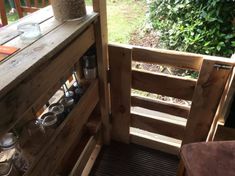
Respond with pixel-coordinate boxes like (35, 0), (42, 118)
(149, 0), (235, 57)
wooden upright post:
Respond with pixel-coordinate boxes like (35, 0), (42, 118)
(92, 0), (110, 144)
(0, 0), (8, 26)
(182, 58), (233, 145)
(109, 44), (132, 143)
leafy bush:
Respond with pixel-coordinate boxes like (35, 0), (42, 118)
(149, 0), (235, 57)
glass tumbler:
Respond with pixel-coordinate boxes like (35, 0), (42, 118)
(0, 133), (29, 175)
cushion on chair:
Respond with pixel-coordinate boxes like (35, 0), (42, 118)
(181, 141), (235, 176)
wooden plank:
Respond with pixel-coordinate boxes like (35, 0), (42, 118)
(131, 95), (190, 118)
(81, 145), (102, 176)
(0, 0), (8, 26)
(131, 112), (185, 139)
(207, 67), (235, 141)
(182, 59), (233, 144)
(27, 80), (99, 176)
(219, 67), (235, 123)
(0, 13), (97, 98)
(69, 136), (97, 176)
(87, 118), (102, 135)
(132, 46), (203, 70)
(109, 44), (132, 143)
(0, 24), (95, 134)
(132, 70), (196, 101)
(214, 125), (235, 141)
(0, 6), (53, 44)
(93, 0), (110, 144)
(130, 128), (180, 155)
(3, 17), (63, 61)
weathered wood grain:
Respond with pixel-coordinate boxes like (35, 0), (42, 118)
(132, 46), (203, 70)
(0, 13), (97, 98)
(93, 0), (110, 144)
(109, 44), (132, 143)
(131, 95), (190, 119)
(182, 59), (233, 144)
(132, 69), (196, 100)
(131, 112), (185, 139)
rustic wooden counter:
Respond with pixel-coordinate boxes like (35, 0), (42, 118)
(0, 6), (98, 132)
(0, 5), (107, 175)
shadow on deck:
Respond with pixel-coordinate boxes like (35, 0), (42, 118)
(90, 142), (179, 176)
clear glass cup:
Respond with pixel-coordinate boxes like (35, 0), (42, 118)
(17, 23), (41, 41)
(0, 133), (29, 175)
(20, 119), (46, 157)
(48, 103), (65, 125)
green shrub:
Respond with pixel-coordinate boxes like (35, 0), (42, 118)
(149, 0), (235, 57)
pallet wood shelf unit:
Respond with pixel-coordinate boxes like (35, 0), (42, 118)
(0, 1), (109, 175)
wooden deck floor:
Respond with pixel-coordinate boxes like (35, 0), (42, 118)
(90, 141), (179, 176)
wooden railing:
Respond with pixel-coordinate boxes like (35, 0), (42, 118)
(109, 43), (234, 155)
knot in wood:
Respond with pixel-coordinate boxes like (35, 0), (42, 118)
(119, 105), (126, 114)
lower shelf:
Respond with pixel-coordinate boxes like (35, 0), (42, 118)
(25, 79), (99, 176)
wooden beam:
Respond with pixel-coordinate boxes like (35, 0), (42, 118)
(93, 0), (110, 144)
(27, 80), (99, 176)
(131, 95), (190, 118)
(131, 112), (185, 139)
(132, 70), (196, 101)
(182, 59), (233, 144)
(130, 128), (180, 155)
(109, 44), (132, 143)
(81, 145), (102, 176)
(69, 136), (97, 176)
(132, 46), (203, 70)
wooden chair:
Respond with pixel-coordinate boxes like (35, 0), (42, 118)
(14, 0), (50, 18)
(0, 0), (8, 26)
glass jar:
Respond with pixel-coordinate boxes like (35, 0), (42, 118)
(72, 81), (84, 103)
(20, 119), (46, 158)
(41, 112), (58, 130)
(59, 92), (75, 116)
(83, 55), (97, 80)
(48, 103), (65, 125)
(0, 133), (29, 175)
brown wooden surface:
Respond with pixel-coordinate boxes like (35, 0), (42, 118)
(109, 44), (132, 143)
(0, 0), (8, 26)
(69, 135), (97, 176)
(81, 145), (102, 176)
(208, 67), (235, 141)
(218, 66), (235, 123)
(214, 125), (235, 141)
(27, 80), (99, 176)
(132, 69), (196, 100)
(0, 13), (97, 98)
(132, 46), (203, 70)
(0, 21), (96, 134)
(182, 59), (233, 144)
(0, 6), (53, 45)
(93, 0), (110, 144)
(131, 95), (190, 119)
(130, 131), (180, 155)
(131, 112), (185, 139)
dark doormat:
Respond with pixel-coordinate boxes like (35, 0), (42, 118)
(90, 141), (179, 176)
